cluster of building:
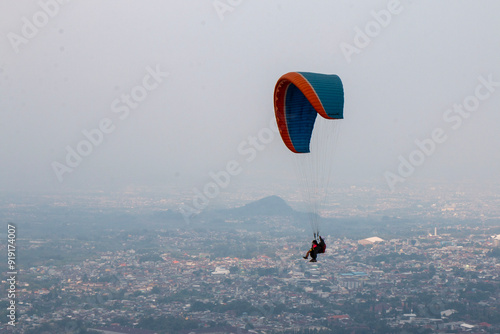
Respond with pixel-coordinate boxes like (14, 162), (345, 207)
(3, 225), (499, 333)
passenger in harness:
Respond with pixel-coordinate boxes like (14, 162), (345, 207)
(303, 235), (326, 262)
(317, 235), (326, 254)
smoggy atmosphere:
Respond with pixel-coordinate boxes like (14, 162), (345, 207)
(2, 0), (500, 201)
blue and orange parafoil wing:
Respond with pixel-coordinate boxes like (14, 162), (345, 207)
(274, 72), (344, 153)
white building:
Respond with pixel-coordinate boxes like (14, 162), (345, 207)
(358, 237), (384, 245)
(211, 266), (230, 275)
(492, 235), (500, 247)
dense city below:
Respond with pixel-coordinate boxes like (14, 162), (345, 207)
(0, 187), (499, 333)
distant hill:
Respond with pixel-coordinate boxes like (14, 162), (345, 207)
(149, 196), (297, 227)
(159, 196), (313, 233)
(226, 195), (295, 216)
(151, 209), (183, 220)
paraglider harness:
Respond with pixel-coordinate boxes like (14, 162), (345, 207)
(314, 233), (326, 254)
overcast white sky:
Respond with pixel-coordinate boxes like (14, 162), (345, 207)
(1, 0), (500, 199)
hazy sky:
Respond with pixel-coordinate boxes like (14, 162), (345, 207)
(1, 0), (500, 199)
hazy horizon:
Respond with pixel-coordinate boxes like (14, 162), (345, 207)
(2, 1), (500, 205)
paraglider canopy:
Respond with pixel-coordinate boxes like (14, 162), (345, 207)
(274, 72), (344, 153)
(273, 71), (344, 237)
